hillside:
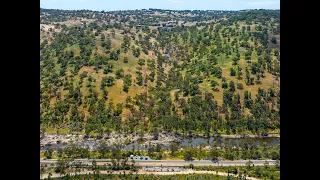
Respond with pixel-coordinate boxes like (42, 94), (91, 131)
(40, 8), (280, 137)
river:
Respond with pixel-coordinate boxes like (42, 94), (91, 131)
(40, 136), (279, 151)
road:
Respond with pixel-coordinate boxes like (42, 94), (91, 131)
(40, 158), (276, 167)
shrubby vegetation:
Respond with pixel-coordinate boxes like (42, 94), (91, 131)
(192, 163), (280, 180)
(43, 139), (279, 161)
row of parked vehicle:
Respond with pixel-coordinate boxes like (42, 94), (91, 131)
(130, 155), (150, 160)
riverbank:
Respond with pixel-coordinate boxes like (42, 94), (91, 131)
(40, 132), (280, 148)
(219, 134), (280, 138)
(40, 132), (180, 147)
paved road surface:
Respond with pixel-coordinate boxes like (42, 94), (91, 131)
(40, 158), (276, 167)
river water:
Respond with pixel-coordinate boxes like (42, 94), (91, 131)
(40, 136), (279, 151)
